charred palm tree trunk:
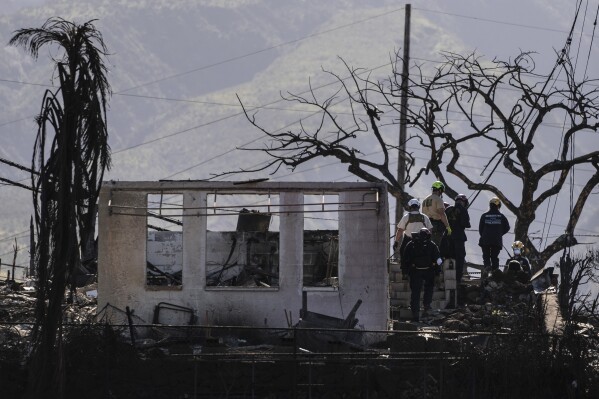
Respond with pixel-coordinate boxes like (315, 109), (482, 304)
(10, 18), (111, 399)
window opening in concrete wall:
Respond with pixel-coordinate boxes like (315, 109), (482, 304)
(146, 193), (183, 287)
(303, 194), (339, 287)
(206, 193), (280, 288)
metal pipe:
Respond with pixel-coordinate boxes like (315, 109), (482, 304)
(111, 207), (379, 218)
(109, 199), (380, 211)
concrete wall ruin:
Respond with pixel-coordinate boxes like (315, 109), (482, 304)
(97, 181), (389, 330)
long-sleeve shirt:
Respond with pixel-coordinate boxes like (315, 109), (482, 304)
(478, 208), (510, 247)
(445, 203), (471, 242)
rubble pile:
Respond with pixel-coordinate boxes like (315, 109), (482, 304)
(0, 281), (36, 394)
(0, 281), (99, 358)
(0, 271), (546, 355)
(1, 273), (598, 398)
(0, 287), (36, 324)
(413, 270), (538, 332)
(65, 283), (98, 323)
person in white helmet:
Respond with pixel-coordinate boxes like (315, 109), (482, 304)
(393, 198), (433, 260)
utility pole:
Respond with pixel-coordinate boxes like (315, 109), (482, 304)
(30, 216), (35, 279)
(395, 3), (411, 226)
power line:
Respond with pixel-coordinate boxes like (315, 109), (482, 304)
(111, 111), (244, 155)
(0, 230), (29, 242)
(113, 61), (389, 157)
(162, 90), (358, 180)
(540, 0), (586, 250)
(118, 67), (590, 172)
(114, 7), (406, 94)
(4, 7), (598, 185)
(413, 7), (593, 36)
(0, 115), (35, 129)
(0, 245), (29, 258)
(2, 6), (587, 101)
(116, 5), (599, 94)
(582, 2), (599, 79)
(2, 51), (595, 160)
(114, 92), (341, 114)
(0, 77), (53, 88)
(102, 51), (599, 159)
(2, 6), (597, 264)
(466, 0), (584, 209)
(0, 73), (590, 161)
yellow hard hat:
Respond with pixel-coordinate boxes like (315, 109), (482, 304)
(512, 241), (524, 250)
(432, 181), (445, 191)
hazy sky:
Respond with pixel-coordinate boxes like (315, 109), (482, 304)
(1, 0), (597, 278)
(2, 0), (50, 15)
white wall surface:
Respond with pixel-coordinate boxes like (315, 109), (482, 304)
(97, 181), (389, 330)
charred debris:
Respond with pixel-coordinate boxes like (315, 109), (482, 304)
(0, 207), (594, 355)
(1, 203), (598, 397)
(1, 259), (594, 354)
(1, 261), (599, 398)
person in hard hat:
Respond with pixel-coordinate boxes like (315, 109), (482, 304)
(393, 198), (433, 260)
(444, 194), (471, 284)
(478, 197), (510, 272)
(402, 227), (443, 322)
(505, 241), (532, 277)
(422, 181), (451, 247)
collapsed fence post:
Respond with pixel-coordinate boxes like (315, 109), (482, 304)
(293, 325), (298, 399)
(193, 355), (198, 399)
(439, 329), (444, 399)
(125, 306), (136, 346)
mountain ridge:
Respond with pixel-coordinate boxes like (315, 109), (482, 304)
(1, 0), (596, 278)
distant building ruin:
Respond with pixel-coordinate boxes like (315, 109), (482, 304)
(97, 181), (389, 330)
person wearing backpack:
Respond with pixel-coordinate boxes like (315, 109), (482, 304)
(402, 227), (443, 322)
(393, 198), (433, 260)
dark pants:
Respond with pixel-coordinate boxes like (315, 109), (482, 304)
(481, 245), (501, 270)
(409, 268), (435, 319)
(430, 219), (446, 247)
(451, 239), (466, 283)
(399, 235), (412, 260)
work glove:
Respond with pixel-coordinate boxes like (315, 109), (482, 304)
(446, 226), (452, 236)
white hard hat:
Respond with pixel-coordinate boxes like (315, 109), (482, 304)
(408, 198), (420, 208)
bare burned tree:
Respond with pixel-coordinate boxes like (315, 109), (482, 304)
(233, 57), (410, 201)
(558, 249), (599, 321)
(232, 47), (599, 271)
(409, 51), (599, 270)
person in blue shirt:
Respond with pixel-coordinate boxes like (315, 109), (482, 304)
(478, 197), (510, 271)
